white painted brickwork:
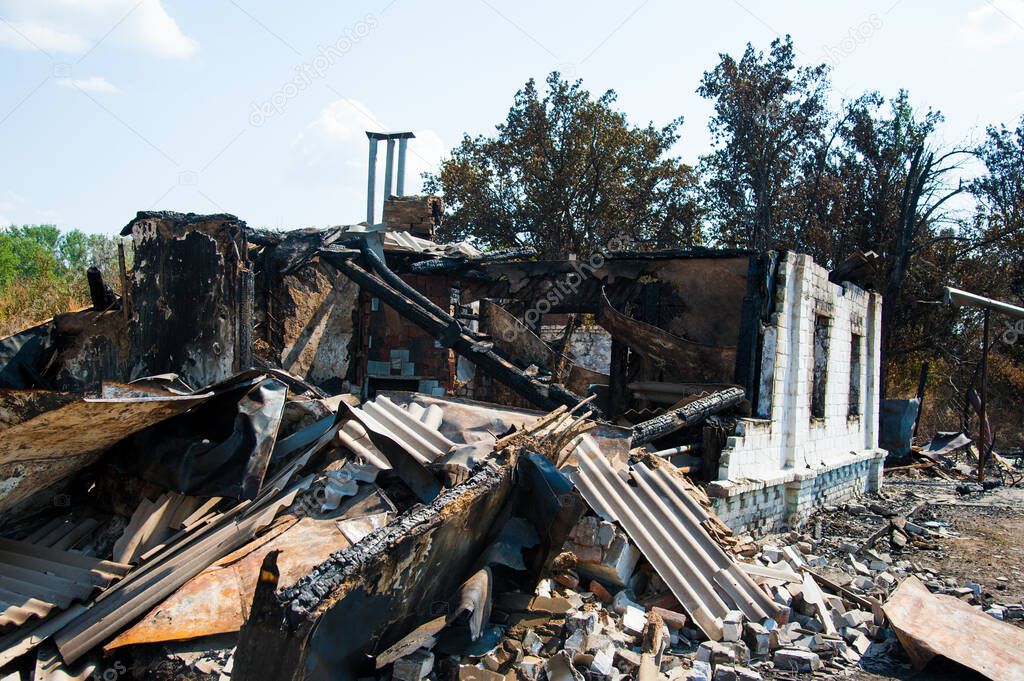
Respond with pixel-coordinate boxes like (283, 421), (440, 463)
(711, 253), (885, 535)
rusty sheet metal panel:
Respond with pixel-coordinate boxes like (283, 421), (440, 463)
(884, 575), (1024, 679)
(569, 437), (782, 640)
(0, 389), (210, 517)
(123, 211), (250, 390)
(597, 291), (737, 383)
(105, 487), (394, 649)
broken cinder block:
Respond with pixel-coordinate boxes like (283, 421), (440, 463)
(772, 648), (822, 672)
(392, 650), (434, 681)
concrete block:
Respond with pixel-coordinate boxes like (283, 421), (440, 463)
(591, 647), (615, 676)
(722, 610), (744, 642)
(685, 660), (712, 681)
(743, 622), (771, 657)
(392, 650), (434, 681)
(773, 648), (822, 672)
(520, 656), (544, 680)
(622, 605), (646, 634)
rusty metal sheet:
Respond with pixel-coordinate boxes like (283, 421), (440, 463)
(0, 538), (129, 630)
(105, 487), (393, 649)
(597, 291), (736, 382)
(883, 575), (1024, 679)
(0, 389), (210, 516)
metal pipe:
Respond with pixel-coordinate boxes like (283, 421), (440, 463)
(945, 287), (1024, 319)
(396, 137), (408, 195)
(383, 138), (396, 201)
(366, 136), (379, 225)
(979, 309), (990, 483)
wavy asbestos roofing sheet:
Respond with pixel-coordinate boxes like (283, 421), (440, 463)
(348, 395), (455, 464)
(0, 538), (129, 630)
(570, 435), (782, 640)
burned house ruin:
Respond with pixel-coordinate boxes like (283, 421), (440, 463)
(0, 137), (898, 679)
(2, 204), (883, 531)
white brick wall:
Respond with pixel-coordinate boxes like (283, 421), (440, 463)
(710, 252), (886, 534)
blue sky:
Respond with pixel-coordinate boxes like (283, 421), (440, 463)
(0, 0), (1022, 234)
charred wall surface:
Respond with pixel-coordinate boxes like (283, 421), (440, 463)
(124, 212), (251, 389)
(233, 458), (516, 681)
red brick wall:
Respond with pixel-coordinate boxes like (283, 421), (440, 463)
(362, 273), (456, 390)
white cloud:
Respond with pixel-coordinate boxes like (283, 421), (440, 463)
(292, 98), (446, 197)
(0, 0), (197, 58)
(56, 75), (119, 93)
(961, 0), (1024, 48)
(0, 20), (89, 52)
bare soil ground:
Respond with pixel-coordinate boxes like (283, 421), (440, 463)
(840, 480), (1024, 680)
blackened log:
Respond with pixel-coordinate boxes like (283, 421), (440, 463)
(86, 267), (117, 309)
(233, 460), (516, 681)
(357, 243), (456, 326)
(408, 247), (537, 274)
(631, 387), (744, 446)
(607, 338), (629, 419)
(326, 255), (586, 413)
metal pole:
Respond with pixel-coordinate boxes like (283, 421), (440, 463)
(396, 137), (408, 195)
(366, 137), (379, 225)
(978, 309), (990, 483)
(383, 138), (396, 201)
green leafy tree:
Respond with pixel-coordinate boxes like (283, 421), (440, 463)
(697, 35), (830, 251)
(424, 72), (703, 258)
(0, 225), (121, 335)
(972, 114), (1024, 299)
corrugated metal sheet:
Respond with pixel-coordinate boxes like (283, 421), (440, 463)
(348, 395), (455, 464)
(570, 435), (783, 640)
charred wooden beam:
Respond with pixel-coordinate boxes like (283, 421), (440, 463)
(86, 267), (117, 310)
(631, 387), (745, 446)
(232, 459), (517, 681)
(322, 252), (587, 413)
(356, 242), (456, 327)
(597, 289), (737, 383)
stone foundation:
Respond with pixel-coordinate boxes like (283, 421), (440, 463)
(709, 450), (885, 536)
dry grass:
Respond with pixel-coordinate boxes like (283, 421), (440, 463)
(0, 276), (89, 338)
(891, 355), (1024, 449)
